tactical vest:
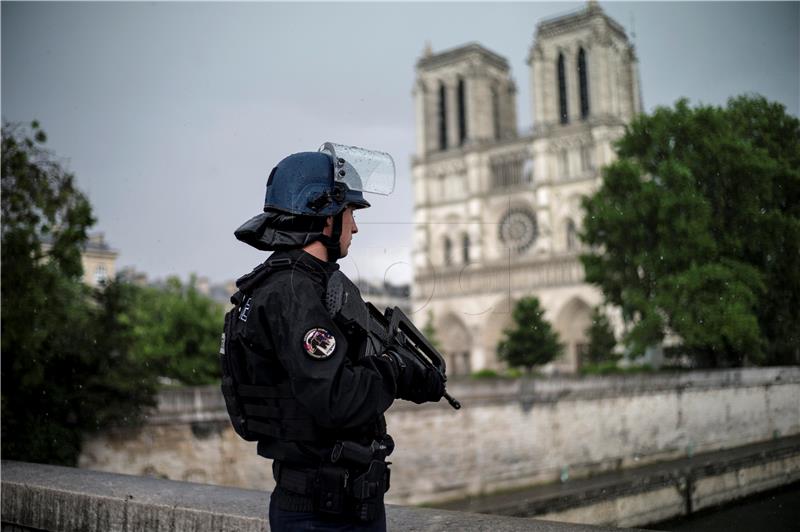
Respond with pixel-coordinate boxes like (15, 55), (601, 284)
(219, 257), (386, 445)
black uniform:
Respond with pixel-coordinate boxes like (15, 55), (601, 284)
(229, 248), (398, 522)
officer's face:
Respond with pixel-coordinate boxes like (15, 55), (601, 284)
(339, 207), (358, 257)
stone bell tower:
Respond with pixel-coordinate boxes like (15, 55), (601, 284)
(528, 0), (642, 129)
(413, 42), (518, 155)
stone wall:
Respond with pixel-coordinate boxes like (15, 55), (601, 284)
(1, 461), (626, 532)
(79, 367), (800, 506)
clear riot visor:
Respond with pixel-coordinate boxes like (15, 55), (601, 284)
(319, 142), (395, 196)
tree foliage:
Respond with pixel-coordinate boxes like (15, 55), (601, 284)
(583, 307), (618, 365)
(581, 95), (800, 367)
(124, 276), (224, 386)
(1, 121), (93, 277)
(497, 297), (562, 371)
(1, 122), (159, 465)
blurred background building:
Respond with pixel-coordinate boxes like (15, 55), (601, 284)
(356, 278), (412, 317)
(42, 231), (119, 288)
(80, 232), (118, 287)
(412, 2), (641, 374)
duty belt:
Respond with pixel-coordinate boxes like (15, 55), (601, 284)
(271, 438), (393, 522)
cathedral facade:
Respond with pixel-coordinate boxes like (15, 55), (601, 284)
(411, 2), (642, 374)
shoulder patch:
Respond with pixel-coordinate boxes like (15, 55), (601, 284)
(303, 328), (337, 360)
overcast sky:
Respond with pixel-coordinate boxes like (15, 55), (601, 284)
(3, 1), (798, 286)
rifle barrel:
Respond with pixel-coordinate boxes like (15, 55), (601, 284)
(444, 392), (461, 410)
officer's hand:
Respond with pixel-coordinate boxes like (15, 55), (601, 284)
(381, 347), (445, 404)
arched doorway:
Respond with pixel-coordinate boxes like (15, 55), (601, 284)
(438, 313), (472, 377)
(554, 297), (592, 371)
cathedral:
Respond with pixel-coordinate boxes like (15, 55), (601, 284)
(411, 2), (642, 374)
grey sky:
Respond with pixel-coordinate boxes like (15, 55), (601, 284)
(3, 1), (798, 286)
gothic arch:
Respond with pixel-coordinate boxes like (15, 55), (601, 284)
(438, 82), (448, 151)
(491, 84), (501, 139)
(457, 77), (467, 145)
(438, 312), (473, 376)
(438, 213), (463, 266)
(443, 235), (453, 266)
(565, 218), (578, 251)
(557, 52), (568, 124)
(577, 47), (590, 119)
(554, 297), (592, 370)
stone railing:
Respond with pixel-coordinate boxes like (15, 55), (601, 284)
(1, 461), (631, 532)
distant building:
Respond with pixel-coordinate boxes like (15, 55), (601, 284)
(117, 265), (236, 308)
(43, 231), (119, 287)
(79, 233), (119, 287)
(411, 2), (641, 373)
(207, 280), (237, 308)
(356, 279), (411, 317)
(195, 276), (211, 297)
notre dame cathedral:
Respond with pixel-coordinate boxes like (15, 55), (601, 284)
(411, 2), (642, 374)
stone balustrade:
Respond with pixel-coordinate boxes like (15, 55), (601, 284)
(1, 461), (632, 532)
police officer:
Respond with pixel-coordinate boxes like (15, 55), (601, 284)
(229, 143), (445, 531)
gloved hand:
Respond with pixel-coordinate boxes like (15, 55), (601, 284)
(381, 346), (445, 404)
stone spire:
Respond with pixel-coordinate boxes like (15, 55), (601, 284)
(423, 41), (433, 58)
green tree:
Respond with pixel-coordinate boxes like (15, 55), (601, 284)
(125, 276), (224, 385)
(1, 121), (158, 465)
(583, 307), (618, 365)
(581, 95), (800, 367)
(497, 297), (563, 371)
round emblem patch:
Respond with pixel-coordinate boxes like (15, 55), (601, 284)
(303, 328), (337, 360)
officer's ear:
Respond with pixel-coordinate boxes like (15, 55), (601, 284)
(322, 216), (334, 236)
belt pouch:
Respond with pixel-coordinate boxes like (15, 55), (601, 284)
(314, 464), (347, 515)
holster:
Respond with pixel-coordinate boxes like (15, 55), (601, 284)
(350, 459), (390, 522)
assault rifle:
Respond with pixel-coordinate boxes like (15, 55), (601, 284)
(325, 271), (461, 410)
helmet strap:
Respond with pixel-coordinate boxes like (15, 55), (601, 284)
(320, 211), (344, 263)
